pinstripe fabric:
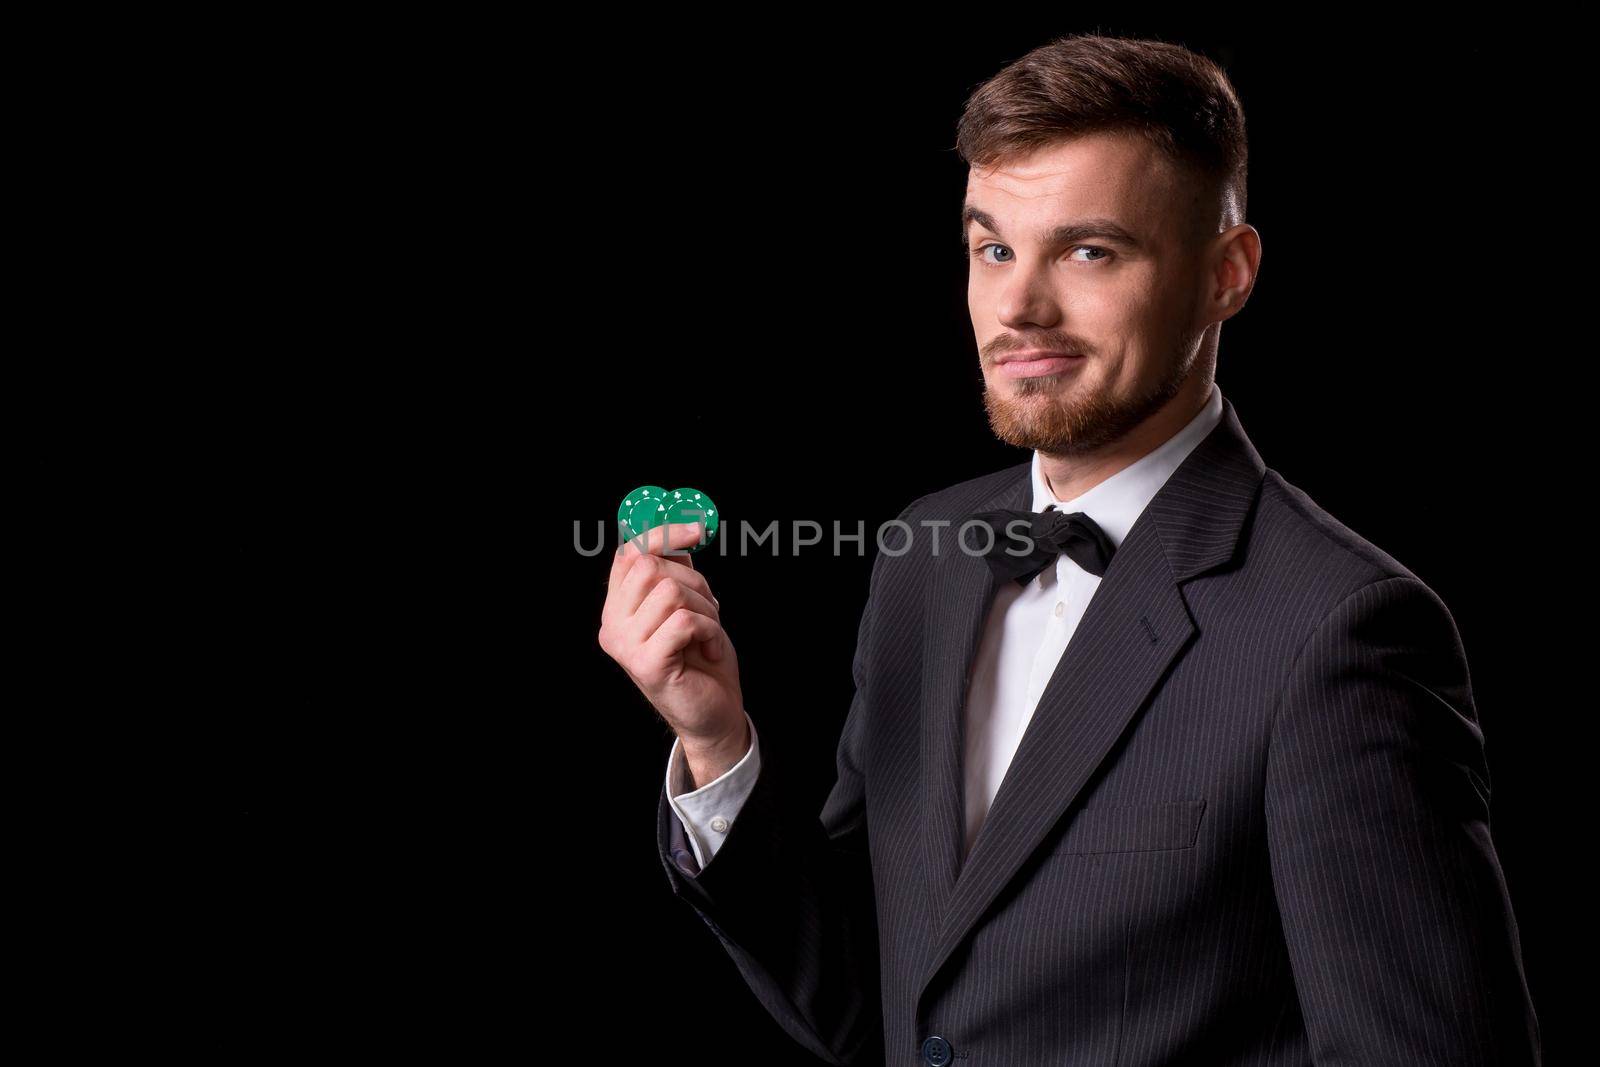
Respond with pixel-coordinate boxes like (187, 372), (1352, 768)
(656, 394), (1541, 1065)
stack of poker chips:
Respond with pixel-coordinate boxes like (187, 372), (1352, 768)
(617, 485), (720, 552)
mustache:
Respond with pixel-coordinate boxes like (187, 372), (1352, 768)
(982, 335), (1090, 361)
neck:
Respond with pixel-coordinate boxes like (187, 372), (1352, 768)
(1039, 376), (1214, 502)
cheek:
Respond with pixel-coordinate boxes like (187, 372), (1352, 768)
(1087, 272), (1168, 339)
(1103, 266), (1158, 309)
(1141, 262), (1194, 323)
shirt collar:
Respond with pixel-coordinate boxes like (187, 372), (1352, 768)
(1031, 382), (1225, 550)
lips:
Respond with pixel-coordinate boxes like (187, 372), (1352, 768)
(994, 350), (1082, 364)
(993, 353), (1085, 379)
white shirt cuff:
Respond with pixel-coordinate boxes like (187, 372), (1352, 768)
(664, 710), (762, 870)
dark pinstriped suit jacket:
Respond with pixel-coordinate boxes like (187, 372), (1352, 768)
(657, 394), (1540, 1065)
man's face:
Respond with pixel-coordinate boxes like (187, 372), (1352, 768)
(965, 131), (1212, 456)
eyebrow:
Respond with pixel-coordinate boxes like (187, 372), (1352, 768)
(960, 204), (1143, 251)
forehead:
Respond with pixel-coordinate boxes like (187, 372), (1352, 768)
(964, 131), (1182, 234)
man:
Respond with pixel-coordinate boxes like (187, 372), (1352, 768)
(599, 33), (1540, 1066)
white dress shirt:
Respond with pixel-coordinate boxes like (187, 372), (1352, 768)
(667, 384), (1225, 870)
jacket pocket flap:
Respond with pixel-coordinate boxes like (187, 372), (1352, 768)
(1060, 798), (1207, 855)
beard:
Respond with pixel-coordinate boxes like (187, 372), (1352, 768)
(982, 349), (1195, 457)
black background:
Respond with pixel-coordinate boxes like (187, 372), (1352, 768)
(235, 17), (1576, 1063)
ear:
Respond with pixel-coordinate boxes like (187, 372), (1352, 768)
(1204, 223), (1263, 324)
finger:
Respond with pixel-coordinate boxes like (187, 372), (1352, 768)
(614, 537), (717, 615)
(655, 520), (705, 567)
(618, 521), (704, 573)
(630, 574), (721, 644)
(609, 526), (636, 588)
(638, 607), (724, 675)
(649, 555), (716, 610)
(612, 552), (717, 623)
(607, 522), (710, 630)
(614, 555), (665, 620)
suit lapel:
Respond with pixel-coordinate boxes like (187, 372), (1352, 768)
(913, 394), (1267, 1009)
(919, 467), (1030, 927)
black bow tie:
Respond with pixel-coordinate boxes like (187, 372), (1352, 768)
(966, 505), (1116, 585)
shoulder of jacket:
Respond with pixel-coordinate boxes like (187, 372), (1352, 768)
(1258, 469), (1415, 576)
(1254, 467), (1448, 612)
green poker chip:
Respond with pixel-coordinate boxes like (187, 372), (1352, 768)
(627, 497), (670, 543)
(617, 485), (668, 542)
(664, 487), (719, 552)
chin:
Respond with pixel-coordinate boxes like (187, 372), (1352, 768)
(1008, 374), (1075, 397)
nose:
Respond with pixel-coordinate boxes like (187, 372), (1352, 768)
(993, 257), (1061, 332)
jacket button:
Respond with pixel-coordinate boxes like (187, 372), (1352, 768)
(921, 1035), (953, 1066)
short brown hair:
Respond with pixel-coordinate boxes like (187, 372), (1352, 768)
(955, 33), (1248, 233)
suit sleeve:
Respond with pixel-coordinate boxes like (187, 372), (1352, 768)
(654, 514), (906, 1067)
(1264, 575), (1541, 1064)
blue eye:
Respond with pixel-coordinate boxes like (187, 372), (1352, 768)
(972, 243), (1013, 264)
